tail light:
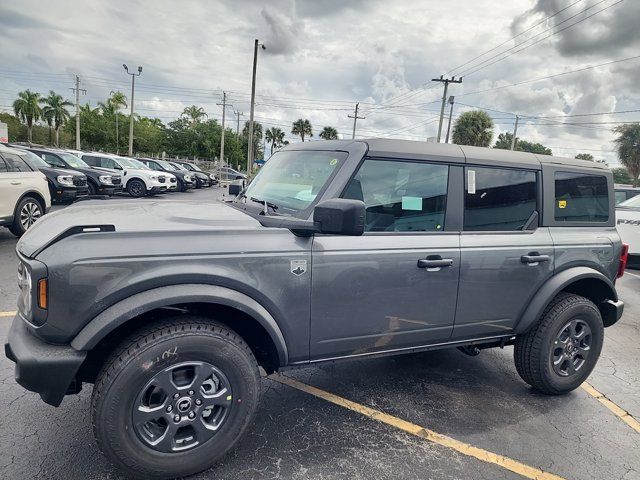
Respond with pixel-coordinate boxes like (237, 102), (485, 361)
(617, 243), (629, 279)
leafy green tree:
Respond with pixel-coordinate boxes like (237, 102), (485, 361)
(291, 118), (313, 142)
(452, 110), (493, 147)
(319, 126), (338, 140)
(613, 124), (640, 187)
(13, 90), (42, 143)
(265, 127), (285, 152)
(612, 167), (633, 184)
(242, 120), (263, 160)
(575, 153), (594, 161)
(39, 90), (73, 147)
(494, 132), (552, 155)
(182, 105), (207, 128)
(0, 113), (27, 141)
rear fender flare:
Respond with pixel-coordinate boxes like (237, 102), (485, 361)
(515, 267), (617, 334)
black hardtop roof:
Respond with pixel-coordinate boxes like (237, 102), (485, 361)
(280, 138), (609, 171)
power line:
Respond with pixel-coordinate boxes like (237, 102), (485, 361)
(458, 0), (625, 78)
(445, 0), (585, 76)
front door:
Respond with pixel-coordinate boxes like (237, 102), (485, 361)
(453, 166), (554, 339)
(310, 157), (460, 360)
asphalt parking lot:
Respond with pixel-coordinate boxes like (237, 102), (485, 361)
(1, 187), (639, 480)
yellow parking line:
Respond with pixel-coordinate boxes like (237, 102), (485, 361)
(270, 373), (565, 480)
(0, 311), (16, 318)
(581, 381), (640, 433)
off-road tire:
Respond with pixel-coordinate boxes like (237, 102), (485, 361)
(9, 196), (43, 237)
(127, 178), (146, 197)
(91, 318), (261, 479)
(514, 293), (604, 395)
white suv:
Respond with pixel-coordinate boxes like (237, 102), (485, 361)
(78, 153), (168, 197)
(0, 145), (51, 237)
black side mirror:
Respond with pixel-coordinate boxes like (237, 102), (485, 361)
(228, 180), (244, 196)
(313, 199), (365, 236)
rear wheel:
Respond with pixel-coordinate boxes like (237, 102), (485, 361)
(9, 196), (43, 237)
(92, 318), (260, 479)
(514, 293), (603, 394)
(127, 179), (146, 197)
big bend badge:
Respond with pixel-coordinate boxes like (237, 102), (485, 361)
(290, 259), (307, 276)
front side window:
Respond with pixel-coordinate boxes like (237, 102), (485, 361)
(59, 153), (89, 169)
(555, 171), (608, 222)
(342, 159), (448, 232)
(40, 152), (66, 168)
(464, 167), (537, 231)
(20, 151), (49, 169)
(242, 150), (346, 214)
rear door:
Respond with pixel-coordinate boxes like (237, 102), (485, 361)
(310, 157), (462, 359)
(453, 165), (554, 339)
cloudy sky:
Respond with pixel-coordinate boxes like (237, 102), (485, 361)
(1, 0), (639, 163)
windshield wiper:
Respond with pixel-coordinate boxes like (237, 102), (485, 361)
(250, 197), (279, 214)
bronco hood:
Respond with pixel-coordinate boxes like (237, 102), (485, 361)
(17, 199), (261, 258)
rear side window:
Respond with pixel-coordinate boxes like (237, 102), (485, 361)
(2, 153), (33, 172)
(464, 167), (537, 231)
(555, 172), (608, 222)
(0, 157), (7, 172)
(342, 159), (448, 232)
(82, 155), (99, 166)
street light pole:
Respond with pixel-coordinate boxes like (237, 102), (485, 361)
(247, 39), (265, 175)
(123, 64), (142, 156)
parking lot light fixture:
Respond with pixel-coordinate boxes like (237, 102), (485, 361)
(247, 40), (265, 175)
(123, 64), (142, 156)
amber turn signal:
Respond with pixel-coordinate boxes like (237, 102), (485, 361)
(38, 279), (48, 309)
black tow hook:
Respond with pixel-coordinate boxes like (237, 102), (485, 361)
(457, 345), (481, 356)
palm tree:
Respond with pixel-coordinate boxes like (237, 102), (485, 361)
(106, 91), (127, 153)
(42, 107), (54, 145)
(182, 105), (207, 128)
(39, 91), (73, 147)
(451, 110), (494, 147)
(243, 121), (263, 160)
(291, 118), (313, 142)
(265, 127), (285, 152)
(613, 124), (640, 187)
(13, 90), (42, 143)
(319, 126), (338, 140)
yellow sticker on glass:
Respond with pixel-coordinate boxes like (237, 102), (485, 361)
(330, 158), (338, 166)
(558, 200), (567, 209)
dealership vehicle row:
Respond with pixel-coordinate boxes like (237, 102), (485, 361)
(0, 143), (231, 237)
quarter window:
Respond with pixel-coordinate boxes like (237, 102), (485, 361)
(555, 172), (608, 222)
(342, 159), (448, 232)
(0, 157), (7, 172)
(464, 167), (537, 231)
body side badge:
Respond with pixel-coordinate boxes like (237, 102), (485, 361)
(290, 259), (307, 276)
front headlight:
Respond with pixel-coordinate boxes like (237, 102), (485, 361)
(17, 263), (32, 319)
(57, 175), (74, 187)
(186, 175), (193, 181)
(98, 175), (113, 185)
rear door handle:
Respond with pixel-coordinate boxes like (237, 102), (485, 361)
(417, 257), (454, 269)
(521, 253), (550, 265)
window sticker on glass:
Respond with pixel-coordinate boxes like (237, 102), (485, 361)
(558, 200), (567, 209)
(330, 158), (338, 166)
(402, 196), (423, 211)
(468, 169), (476, 194)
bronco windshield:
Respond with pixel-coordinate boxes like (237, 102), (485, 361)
(242, 150), (347, 214)
(619, 195), (640, 208)
(60, 153), (89, 169)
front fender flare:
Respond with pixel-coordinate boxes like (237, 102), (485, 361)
(515, 267), (617, 334)
(70, 284), (288, 365)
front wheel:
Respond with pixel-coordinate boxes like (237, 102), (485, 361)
(92, 318), (260, 479)
(127, 178), (146, 197)
(514, 293), (604, 395)
(9, 196), (43, 237)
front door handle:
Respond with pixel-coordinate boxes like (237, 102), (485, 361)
(521, 253), (550, 265)
(417, 256), (454, 269)
(10, 181), (21, 185)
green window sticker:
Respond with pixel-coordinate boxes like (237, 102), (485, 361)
(402, 196), (422, 211)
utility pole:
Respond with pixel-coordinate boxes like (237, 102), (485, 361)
(348, 103), (366, 139)
(445, 96), (455, 144)
(123, 64), (142, 156)
(510, 115), (519, 150)
(234, 110), (244, 136)
(217, 92), (227, 182)
(432, 75), (462, 143)
(70, 75), (86, 149)
(247, 39), (265, 175)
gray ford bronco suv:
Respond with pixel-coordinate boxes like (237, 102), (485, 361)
(5, 139), (627, 479)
